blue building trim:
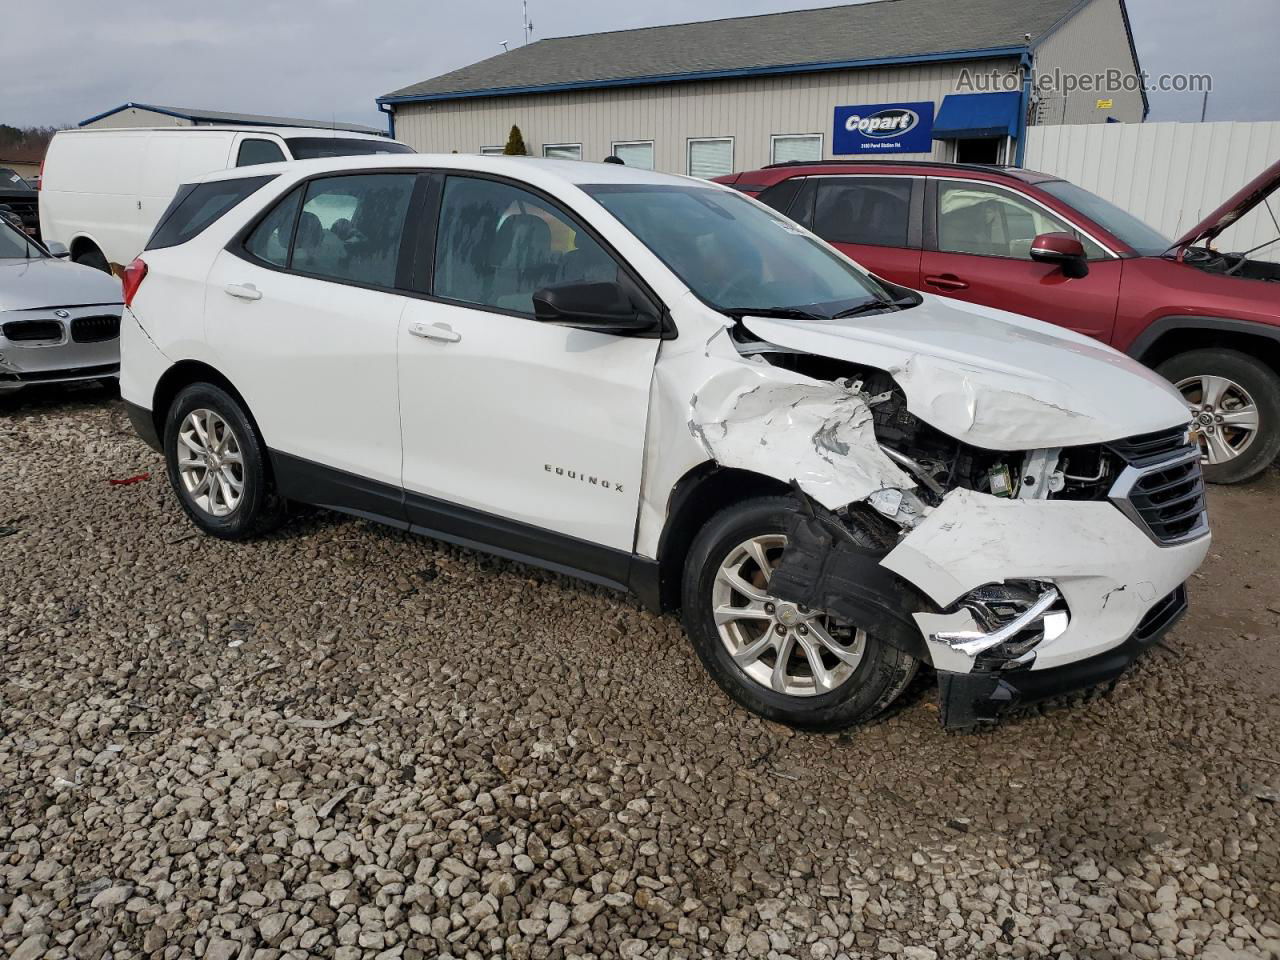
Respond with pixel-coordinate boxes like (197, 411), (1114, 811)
(78, 102), (193, 127)
(376, 45), (1030, 108)
(378, 102), (396, 139)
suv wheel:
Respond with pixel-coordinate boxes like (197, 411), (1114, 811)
(681, 496), (917, 731)
(163, 383), (283, 539)
(1158, 349), (1280, 484)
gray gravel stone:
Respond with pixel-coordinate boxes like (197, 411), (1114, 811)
(1, 397), (1277, 960)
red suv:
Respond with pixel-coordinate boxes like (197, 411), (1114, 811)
(717, 160), (1280, 483)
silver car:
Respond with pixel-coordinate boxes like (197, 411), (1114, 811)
(0, 219), (122, 394)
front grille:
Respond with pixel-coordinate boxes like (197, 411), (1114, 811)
(70, 314), (121, 343)
(1109, 443), (1207, 545)
(1109, 426), (1189, 467)
(2, 319), (62, 342)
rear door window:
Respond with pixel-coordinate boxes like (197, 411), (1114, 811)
(813, 178), (913, 247)
(236, 138), (286, 167)
(287, 174), (416, 287)
(146, 175), (276, 250)
(244, 186), (303, 267)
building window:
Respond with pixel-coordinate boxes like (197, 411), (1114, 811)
(543, 143), (583, 161)
(687, 138), (734, 179)
(770, 134), (822, 165)
(479, 146), (504, 156)
(610, 140), (655, 170)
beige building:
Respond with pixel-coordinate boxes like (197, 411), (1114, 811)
(379, 0), (1147, 176)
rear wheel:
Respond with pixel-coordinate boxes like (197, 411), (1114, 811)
(681, 496), (917, 731)
(1157, 349), (1280, 484)
(163, 383), (283, 539)
(73, 244), (110, 273)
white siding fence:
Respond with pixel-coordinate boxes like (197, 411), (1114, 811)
(1024, 121), (1280, 261)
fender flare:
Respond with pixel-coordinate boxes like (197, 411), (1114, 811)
(1125, 315), (1280, 362)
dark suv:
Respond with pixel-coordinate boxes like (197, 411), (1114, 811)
(717, 160), (1280, 483)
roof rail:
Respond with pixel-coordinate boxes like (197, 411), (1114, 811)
(762, 159), (1018, 174)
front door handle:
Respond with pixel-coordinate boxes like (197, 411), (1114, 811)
(409, 321), (461, 343)
(924, 274), (969, 291)
(224, 282), (262, 301)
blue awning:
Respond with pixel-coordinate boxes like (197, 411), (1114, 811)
(932, 92), (1021, 140)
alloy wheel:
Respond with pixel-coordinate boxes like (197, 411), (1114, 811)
(1175, 374), (1260, 465)
(711, 534), (865, 697)
(177, 408), (245, 517)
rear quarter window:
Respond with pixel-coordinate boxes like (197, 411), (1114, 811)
(146, 175), (276, 251)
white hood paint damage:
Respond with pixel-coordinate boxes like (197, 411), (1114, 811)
(662, 304), (1208, 700)
(742, 296), (1190, 449)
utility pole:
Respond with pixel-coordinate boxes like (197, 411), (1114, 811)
(1200, 90), (1210, 122)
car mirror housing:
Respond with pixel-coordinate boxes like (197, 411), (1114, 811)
(45, 241), (70, 258)
(532, 280), (655, 333)
(1030, 232), (1089, 279)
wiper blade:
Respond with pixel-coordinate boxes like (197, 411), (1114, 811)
(721, 306), (830, 322)
(831, 298), (903, 319)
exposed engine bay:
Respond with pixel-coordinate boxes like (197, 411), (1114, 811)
(1182, 245), (1280, 282)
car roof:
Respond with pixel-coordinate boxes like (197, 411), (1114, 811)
(739, 160), (1061, 186)
(193, 154), (713, 190)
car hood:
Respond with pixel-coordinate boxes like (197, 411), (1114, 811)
(0, 257), (123, 312)
(1173, 157), (1280, 251)
(742, 295), (1190, 450)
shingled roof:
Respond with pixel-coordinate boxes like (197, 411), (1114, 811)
(381, 0), (1089, 103)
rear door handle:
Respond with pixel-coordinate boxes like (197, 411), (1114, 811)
(924, 274), (969, 291)
(409, 321), (461, 343)
(224, 282), (262, 301)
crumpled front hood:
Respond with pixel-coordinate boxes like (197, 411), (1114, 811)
(0, 258), (123, 313)
(743, 295), (1190, 450)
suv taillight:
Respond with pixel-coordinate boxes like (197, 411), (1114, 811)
(122, 258), (148, 307)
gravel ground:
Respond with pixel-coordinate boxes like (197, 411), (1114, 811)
(2, 387), (1278, 960)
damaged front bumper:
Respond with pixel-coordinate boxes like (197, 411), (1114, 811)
(934, 584), (1188, 728)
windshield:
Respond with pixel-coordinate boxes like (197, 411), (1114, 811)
(0, 218), (42, 259)
(285, 137), (415, 160)
(583, 183), (893, 316)
(2, 168), (34, 190)
(1039, 180), (1172, 256)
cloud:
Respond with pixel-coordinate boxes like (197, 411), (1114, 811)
(8, 0), (1274, 130)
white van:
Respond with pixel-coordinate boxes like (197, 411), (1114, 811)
(39, 126), (413, 271)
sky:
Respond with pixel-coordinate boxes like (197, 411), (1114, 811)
(4, 0), (1275, 131)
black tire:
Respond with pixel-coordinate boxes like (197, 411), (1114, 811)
(73, 245), (110, 273)
(681, 496), (918, 732)
(1156, 349), (1280, 484)
(163, 383), (283, 540)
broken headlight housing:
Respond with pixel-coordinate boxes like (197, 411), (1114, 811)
(937, 580), (1070, 671)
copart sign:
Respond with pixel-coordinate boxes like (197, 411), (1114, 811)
(833, 101), (935, 155)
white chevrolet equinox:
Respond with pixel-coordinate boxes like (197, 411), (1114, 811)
(120, 155), (1211, 731)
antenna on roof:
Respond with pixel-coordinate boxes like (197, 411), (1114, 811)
(499, 40), (510, 52)
(523, 0), (533, 45)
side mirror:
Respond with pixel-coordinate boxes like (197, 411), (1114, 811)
(532, 280), (654, 333)
(1030, 232), (1089, 279)
(45, 241), (70, 258)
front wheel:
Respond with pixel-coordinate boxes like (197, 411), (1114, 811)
(681, 496), (917, 731)
(163, 383), (283, 539)
(1157, 349), (1280, 484)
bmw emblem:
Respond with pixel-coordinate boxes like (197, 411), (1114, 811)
(55, 309), (70, 318)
